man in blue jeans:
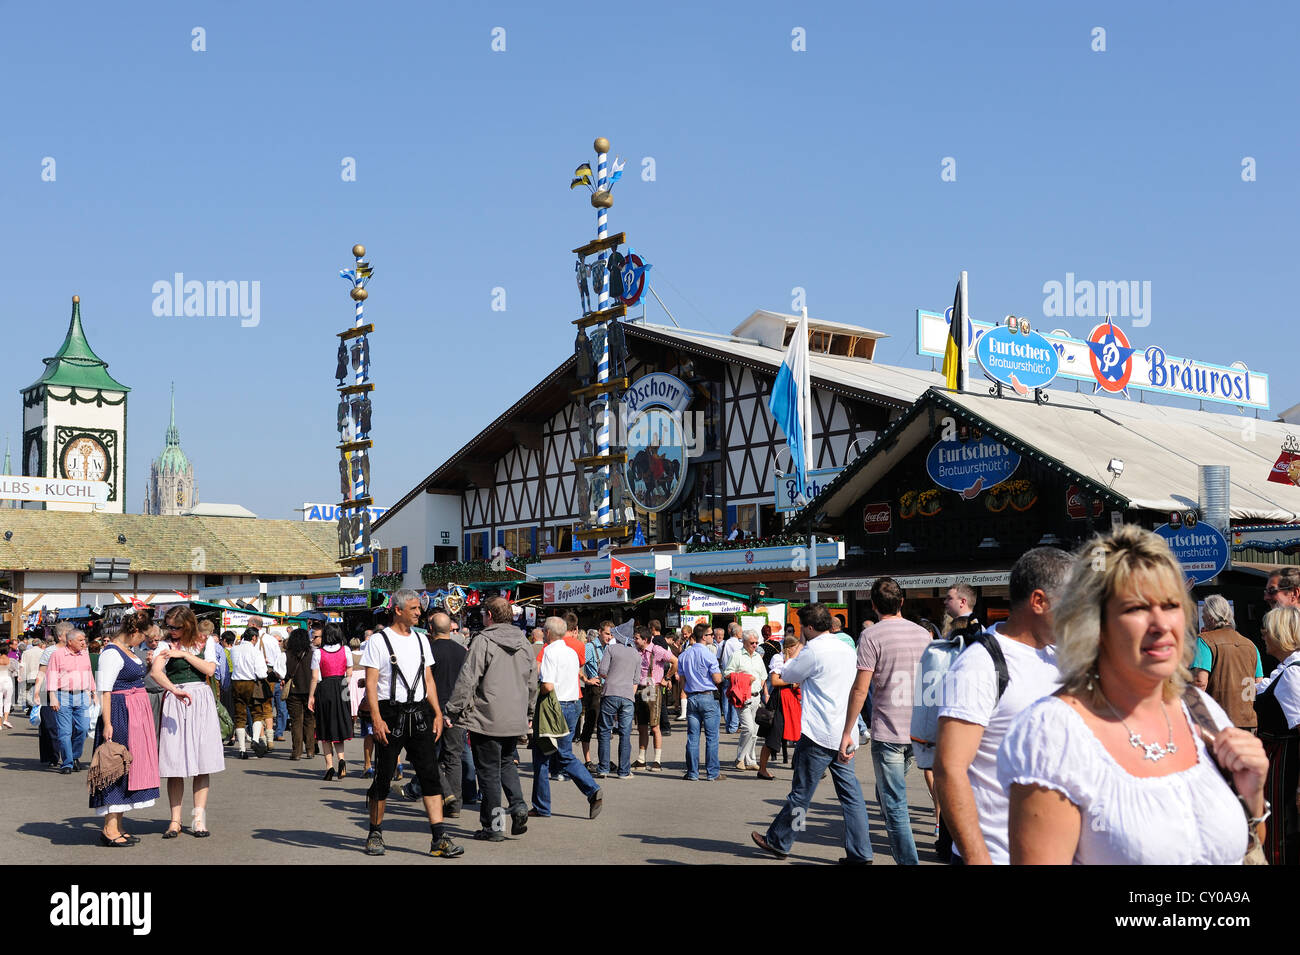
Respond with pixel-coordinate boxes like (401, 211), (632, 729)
(837, 577), (930, 865)
(595, 627), (639, 777)
(46, 630), (95, 774)
(679, 624), (724, 780)
(752, 604), (871, 864)
(530, 616), (603, 818)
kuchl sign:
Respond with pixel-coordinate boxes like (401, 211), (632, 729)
(0, 477), (110, 505)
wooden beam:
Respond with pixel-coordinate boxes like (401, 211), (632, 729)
(573, 304), (627, 327)
(337, 554), (373, 567)
(338, 440), (373, 453)
(338, 497), (374, 511)
(337, 324), (374, 340)
(570, 377), (629, 399)
(573, 524), (631, 541)
(572, 232), (626, 258)
(461, 462), (494, 486)
(572, 452), (627, 468)
(506, 424), (542, 451)
(338, 383), (375, 396)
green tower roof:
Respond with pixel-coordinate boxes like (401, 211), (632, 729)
(24, 296), (130, 393)
(156, 383), (190, 473)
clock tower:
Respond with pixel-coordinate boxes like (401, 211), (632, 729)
(21, 295), (129, 512)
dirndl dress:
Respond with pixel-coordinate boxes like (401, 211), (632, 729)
(89, 645), (161, 815)
(314, 645), (354, 743)
(157, 644), (225, 778)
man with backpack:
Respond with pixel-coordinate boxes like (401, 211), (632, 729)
(932, 547), (1074, 865)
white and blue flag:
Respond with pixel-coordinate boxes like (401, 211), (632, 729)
(768, 309), (813, 501)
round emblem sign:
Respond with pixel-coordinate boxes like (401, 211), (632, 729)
(1086, 320), (1135, 394)
(623, 408), (687, 512)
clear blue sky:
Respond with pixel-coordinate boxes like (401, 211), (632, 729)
(4, 1), (1296, 519)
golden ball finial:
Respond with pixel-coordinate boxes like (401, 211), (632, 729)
(352, 244), (366, 258)
(593, 137), (610, 155)
(350, 287), (368, 301)
(591, 191), (614, 209)
(72, 295), (80, 304)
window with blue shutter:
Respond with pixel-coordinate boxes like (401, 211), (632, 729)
(400, 546), (408, 573)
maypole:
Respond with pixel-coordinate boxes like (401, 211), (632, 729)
(570, 136), (634, 548)
(594, 138), (612, 530)
(336, 243), (375, 567)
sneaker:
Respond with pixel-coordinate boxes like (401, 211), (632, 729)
(364, 832), (386, 856)
(430, 836), (465, 858)
(473, 829), (505, 842)
(443, 796), (460, 818)
(680, 772), (698, 781)
(588, 792), (603, 820)
(649, 762), (662, 772)
(511, 810), (529, 835)
(705, 774), (727, 781)
(632, 759), (647, 768)
(617, 773), (632, 779)
(592, 771), (607, 778)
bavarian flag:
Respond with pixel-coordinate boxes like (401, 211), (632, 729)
(941, 280), (962, 390)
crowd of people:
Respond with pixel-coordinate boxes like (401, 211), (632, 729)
(7, 546), (1298, 865)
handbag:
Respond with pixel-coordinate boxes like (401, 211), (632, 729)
(755, 699), (775, 730)
(1182, 687), (1268, 865)
(208, 677), (234, 740)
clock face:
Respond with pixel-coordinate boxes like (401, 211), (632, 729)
(61, 437), (109, 482)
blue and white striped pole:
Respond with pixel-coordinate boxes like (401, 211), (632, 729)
(341, 244), (372, 560)
(594, 138), (611, 530)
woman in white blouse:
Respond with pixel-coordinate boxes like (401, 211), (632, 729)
(1256, 606), (1300, 864)
(998, 525), (1268, 864)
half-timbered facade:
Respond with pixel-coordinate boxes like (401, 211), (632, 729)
(374, 310), (944, 591)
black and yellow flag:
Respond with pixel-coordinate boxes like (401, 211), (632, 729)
(941, 280), (962, 390)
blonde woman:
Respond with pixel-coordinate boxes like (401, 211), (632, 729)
(152, 606), (224, 838)
(1256, 606), (1300, 865)
(998, 525), (1268, 864)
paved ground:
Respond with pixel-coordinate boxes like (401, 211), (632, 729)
(1, 715), (940, 865)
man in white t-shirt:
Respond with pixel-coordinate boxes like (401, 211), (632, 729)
(361, 590), (464, 859)
(531, 616), (603, 819)
(752, 603), (872, 864)
(934, 547), (1074, 865)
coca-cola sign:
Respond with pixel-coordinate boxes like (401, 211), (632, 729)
(863, 501), (892, 534)
(1066, 485), (1104, 520)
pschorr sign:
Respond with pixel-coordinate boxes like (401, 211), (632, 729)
(916, 310), (1270, 410)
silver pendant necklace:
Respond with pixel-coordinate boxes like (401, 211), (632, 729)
(1099, 688), (1177, 762)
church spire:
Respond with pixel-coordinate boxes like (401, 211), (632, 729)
(166, 381), (180, 448)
